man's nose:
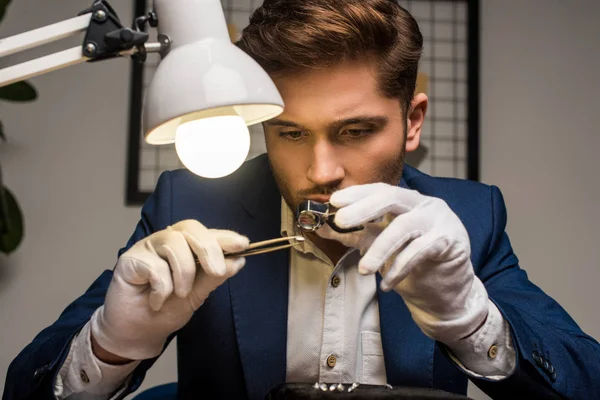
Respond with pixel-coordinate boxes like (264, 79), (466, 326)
(306, 139), (345, 187)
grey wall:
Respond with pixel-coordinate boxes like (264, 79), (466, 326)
(0, 0), (598, 399)
(472, 1), (600, 398)
(481, 0), (600, 344)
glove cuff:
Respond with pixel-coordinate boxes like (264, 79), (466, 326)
(415, 277), (490, 344)
(90, 307), (167, 361)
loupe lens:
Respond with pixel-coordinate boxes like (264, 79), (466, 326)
(297, 211), (323, 231)
(296, 200), (329, 232)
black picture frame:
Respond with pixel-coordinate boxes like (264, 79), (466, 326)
(125, 0), (149, 205)
(125, 0), (480, 205)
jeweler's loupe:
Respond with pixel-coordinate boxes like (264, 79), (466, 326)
(295, 200), (364, 233)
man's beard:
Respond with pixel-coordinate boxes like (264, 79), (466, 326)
(268, 142), (406, 212)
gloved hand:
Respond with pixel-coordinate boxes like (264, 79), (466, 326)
(91, 220), (249, 360)
(317, 183), (488, 344)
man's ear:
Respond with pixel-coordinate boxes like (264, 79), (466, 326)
(406, 93), (428, 152)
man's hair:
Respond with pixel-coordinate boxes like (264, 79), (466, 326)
(235, 0), (423, 111)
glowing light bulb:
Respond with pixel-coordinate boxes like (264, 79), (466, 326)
(175, 115), (250, 178)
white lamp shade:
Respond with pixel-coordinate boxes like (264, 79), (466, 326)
(143, 9), (284, 145)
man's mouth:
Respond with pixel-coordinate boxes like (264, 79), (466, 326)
(304, 196), (331, 204)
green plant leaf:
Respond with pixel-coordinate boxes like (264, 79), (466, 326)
(0, 186), (23, 254)
(0, 0), (11, 23)
(0, 81), (37, 102)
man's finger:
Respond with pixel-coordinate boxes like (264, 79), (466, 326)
(329, 183), (386, 207)
(315, 223), (365, 248)
(181, 229), (227, 277)
(119, 256), (174, 311)
(155, 231), (196, 299)
(189, 257), (246, 309)
(211, 229), (250, 253)
(378, 234), (435, 292)
(333, 188), (420, 228)
(358, 213), (424, 275)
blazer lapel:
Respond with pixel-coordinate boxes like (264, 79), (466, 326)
(377, 277), (435, 388)
(228, 156), (289, 399)
(378, 174), (435, 387)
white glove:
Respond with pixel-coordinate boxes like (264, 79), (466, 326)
(317, 183), (488, 344)
(91, 220), (249, 360)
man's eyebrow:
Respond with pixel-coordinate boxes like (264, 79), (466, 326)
(263, 118), (306, 129)
(329, 116), (389, 130)
(264, 115), (389, 131)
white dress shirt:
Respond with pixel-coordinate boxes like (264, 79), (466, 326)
(54, 198), (516, 398)
(282, 199), (388, 385)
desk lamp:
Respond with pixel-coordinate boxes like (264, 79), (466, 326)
(0, 0), (284, 178)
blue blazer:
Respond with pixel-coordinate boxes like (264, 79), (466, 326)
(4, 154), (600, 400)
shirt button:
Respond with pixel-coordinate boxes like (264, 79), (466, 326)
(487, 344), (498, 359)
(326, 354), (337, 368)
(543, 359), (550, 371)
(33, 364), (49, 382)
(79, 370), (90, 384)
(331, 275), (341, 287)
(532, 351), (542, 365)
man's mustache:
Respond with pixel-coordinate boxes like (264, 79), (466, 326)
(296, 186), (338, 197)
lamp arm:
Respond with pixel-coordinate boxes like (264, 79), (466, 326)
(0, 0), (168, 88)
(0, 14), (92, 59)
(0, 46), (90, 88)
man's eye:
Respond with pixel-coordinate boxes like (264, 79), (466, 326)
(342, 129), (374, 138)
(279, 131), (305, 140)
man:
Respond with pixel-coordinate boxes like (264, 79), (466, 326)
(4, 0), (600, 399)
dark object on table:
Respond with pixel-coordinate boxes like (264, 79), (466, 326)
(266, 383), (472, 399)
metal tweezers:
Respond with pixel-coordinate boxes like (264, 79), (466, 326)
(223, 235), (305, 258)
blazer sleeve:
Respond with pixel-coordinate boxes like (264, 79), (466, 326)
(468, 185), (600, 399)
(2, 172), (175, 400)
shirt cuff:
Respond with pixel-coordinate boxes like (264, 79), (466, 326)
(445, 299), (516, 380)
(54, 321), (141, 399)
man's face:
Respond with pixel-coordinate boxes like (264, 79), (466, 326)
(264, 60), (426, 211)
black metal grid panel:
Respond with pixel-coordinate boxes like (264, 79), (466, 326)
(126, 0), (479, 205)
(403, 0), (474, 180)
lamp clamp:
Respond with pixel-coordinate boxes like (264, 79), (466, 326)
(78, 0), (150, 61)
